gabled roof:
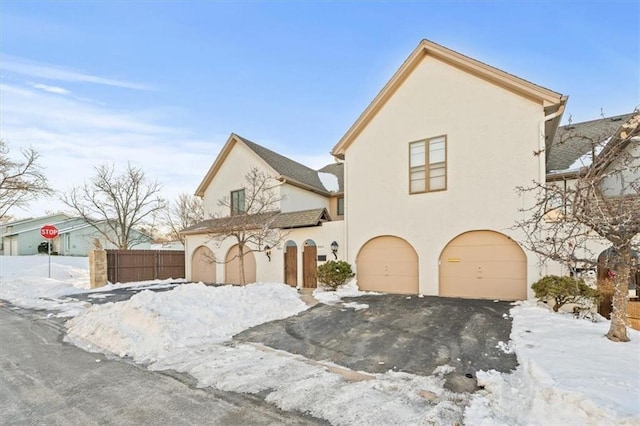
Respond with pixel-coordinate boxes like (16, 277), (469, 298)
(587, 111), (640, 178)
(180, 208), (331, 235)
(271, 208), (331, 229)
(331, 39), (567, 158)
(195, 134), (331, 197)
(547, 112), (636, 174)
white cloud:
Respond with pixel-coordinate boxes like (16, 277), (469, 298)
(1, 54), (153, 91)
(29, 82), (70, 95)
(0, 82), (223, 218)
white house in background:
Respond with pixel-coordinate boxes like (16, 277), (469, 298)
(0, 213), (153, 256)
(183, 39), (637, 301)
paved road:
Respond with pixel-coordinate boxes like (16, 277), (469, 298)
(0, 304), (326, 426)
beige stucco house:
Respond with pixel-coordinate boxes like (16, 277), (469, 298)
(183, 39), (637, 300)
(182, 133), (344, 288)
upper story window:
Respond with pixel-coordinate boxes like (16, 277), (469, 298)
(409, 135), (447, 193)
(337, 196), (345, 216)
(230, 189), (245, 215)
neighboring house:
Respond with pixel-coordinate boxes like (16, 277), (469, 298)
(0, 213), (71, 255)
(0, 214), (153, 256)
(183, 39), (637, 301)
(545, 112), (640, 279)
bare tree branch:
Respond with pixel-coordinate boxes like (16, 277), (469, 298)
(514, 112), (640, 342)
(209, 167), (287, 284)
(0, 140), (53, 219)
(61, 162), (166, 249)
(162, 193), (204, 243)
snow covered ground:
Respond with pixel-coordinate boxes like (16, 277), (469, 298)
(1, 255), (639, 425)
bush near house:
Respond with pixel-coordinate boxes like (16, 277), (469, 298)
(532, 275), (601, 313)
(316, 260), (355, 291)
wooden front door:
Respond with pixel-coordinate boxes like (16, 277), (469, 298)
(284, 243), (297, 287)
(303, 242), (317, 288)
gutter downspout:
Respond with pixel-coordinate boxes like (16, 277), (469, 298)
(540, 103), (566, 183)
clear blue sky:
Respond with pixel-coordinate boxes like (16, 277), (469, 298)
(1, 1), (638, 217)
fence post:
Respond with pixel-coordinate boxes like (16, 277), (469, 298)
(89, 249), (108, 288)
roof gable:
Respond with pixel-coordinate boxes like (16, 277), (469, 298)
(195, 134), (330, 197)
(332, 39), (566, 158)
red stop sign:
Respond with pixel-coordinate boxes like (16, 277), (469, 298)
(40, 224), (59, 239)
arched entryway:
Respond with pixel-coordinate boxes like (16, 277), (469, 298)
(191, 245), (216, 284)
(356, 236), (419, 294)
(302, 239), (317, 288)
(225, 244), (256, 285)
(439, 230), (526, 300)
(284, 240), (298, 287)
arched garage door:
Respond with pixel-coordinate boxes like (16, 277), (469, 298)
(439, 230), (526, 300)
(225, 244), (256, 285)
(357, 236), (418, 294)
(192, 246), (216, 284)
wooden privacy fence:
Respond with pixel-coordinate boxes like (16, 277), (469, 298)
(107, 250), (185, 284)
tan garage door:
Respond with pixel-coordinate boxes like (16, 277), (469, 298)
(192, 246), (216, 284)
(440, 230), (526, 300)
(225, 244), (256, 285)
(357, 236), (418, 294)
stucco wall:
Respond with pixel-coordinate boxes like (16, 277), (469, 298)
(184, 220), (345, 286)
(201, 143), (278, 217)
(602, 142), (640, 197)
(343, 55), (547, 297)
(280, 184), (330, 213)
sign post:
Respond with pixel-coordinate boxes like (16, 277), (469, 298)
(40, 225), (59, 278)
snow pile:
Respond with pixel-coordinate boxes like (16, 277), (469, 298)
(465, 300), (640, 425)
(65, 282), (309, 363)
(313, 280), (379, 305)
(0, 255), (90, 312)
(0, 254), (186, 315)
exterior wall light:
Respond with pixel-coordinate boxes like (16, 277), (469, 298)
(264, 245), (271, 262)
(330, 241), (338, 259)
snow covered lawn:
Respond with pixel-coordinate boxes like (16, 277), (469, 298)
(1, 255), (639, 425)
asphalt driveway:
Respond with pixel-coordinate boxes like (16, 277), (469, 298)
(235, 294), (518, 392)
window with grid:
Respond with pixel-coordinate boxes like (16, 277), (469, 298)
(337, 196), (345, 216)
(409, 135), (447, 193)
(230, 189), (245, 215)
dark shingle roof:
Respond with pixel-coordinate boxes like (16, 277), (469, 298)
(271, 208), (331, 229)
(234, 135), (329, 194)
(180, 208), (330, 235)
(318, 163), (344, 193)
(547, 113), (635, 173)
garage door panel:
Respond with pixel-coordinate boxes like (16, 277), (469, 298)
(357, 236), (418, 294)
(444, 245), (522, 261)
(440, 231), (526, 300)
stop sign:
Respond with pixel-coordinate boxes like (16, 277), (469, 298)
(40, 224), (59, 239)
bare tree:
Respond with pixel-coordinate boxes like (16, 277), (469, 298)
(62, 162), (166, 249)
(163, 193), (204, 243)
(210, 167), (286, 284)
(0, 140), (52, 219)
(515, 112), (640, 342)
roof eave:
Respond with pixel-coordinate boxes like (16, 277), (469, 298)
(278, 176), (331, 196)
(332, 39), (565, 158)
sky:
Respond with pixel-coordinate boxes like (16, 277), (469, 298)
(1, 255), (638, 424)
(1, 1), (638, 219)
